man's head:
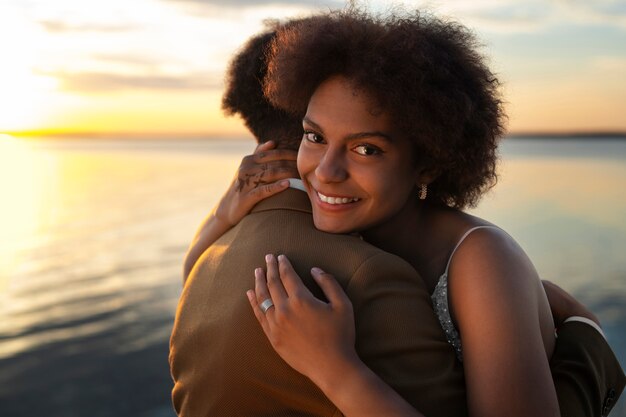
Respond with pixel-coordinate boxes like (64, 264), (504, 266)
(222, 22), (303, 150)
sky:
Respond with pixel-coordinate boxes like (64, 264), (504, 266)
(0, 0), (624, 138)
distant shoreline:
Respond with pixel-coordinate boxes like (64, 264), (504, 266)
(3, 131), (626, 141)
(506, 132), (626, 140)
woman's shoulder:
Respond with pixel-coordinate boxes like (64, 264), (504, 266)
(438, 211), (538, 305)
(458, 219), (527, 260)
(444, 214), (556, 359)
(441, 210), (521, 266)
(448, 221), (537, 290)
(446, 216), (549, 330)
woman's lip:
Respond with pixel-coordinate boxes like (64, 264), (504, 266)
(314, 190), (361, 207)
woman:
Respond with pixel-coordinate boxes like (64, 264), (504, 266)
(191, 9), (559, 417)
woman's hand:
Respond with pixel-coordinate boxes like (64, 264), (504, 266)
(247, 254), (425, 417)
(213, 141), (298, 229)
(183, 141), (297, 282)
(247, 254), (358, 388)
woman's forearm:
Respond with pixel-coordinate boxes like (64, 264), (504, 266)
(313, 354), (425, 417)
(183, 210), (232, 283)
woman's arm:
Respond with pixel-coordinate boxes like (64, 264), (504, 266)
(448, 228), (559, 417)
(247, 254), (425, 417)
(247, 253), (613, 417)
(182, 141), (298, 283)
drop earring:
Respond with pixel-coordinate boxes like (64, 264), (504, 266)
(419, 184), (428, 200)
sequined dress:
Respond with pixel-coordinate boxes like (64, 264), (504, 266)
(431, 226), (500, 362)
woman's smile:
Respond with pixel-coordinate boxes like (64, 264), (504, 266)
(315, 190), (361, 205)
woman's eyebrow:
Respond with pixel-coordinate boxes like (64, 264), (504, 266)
(302, 116), (322, 132)
(345, 131), (393, 142)
(303, 116), (393, 142)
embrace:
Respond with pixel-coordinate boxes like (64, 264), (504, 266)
(169, 8), (625, 417)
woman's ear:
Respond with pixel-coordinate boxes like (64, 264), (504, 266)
(414, 166), (440, 187)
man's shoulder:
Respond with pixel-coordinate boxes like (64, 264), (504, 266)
(225, 207), (420, 282)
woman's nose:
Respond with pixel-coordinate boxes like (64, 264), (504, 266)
(315, 148), (348, 183)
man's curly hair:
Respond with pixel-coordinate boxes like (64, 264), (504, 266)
(221, 22), (303, 150)
(264, 9), (505, 208)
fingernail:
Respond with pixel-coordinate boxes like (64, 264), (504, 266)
(265, 254), (273, 263)
(279, 180), (289, 187)
(311, 267), (323, 274)
(277, 254), (285, 262)
(255, 267), (262, 278)
(246, 290), (254, 301)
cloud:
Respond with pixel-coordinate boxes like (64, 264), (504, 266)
(38, 20), (137, 33)
(92, 54), (163, 69)
(554, 0), (626, 28)
(162, 0), (344, 9)
(48, 71), (223, 93)
(406, 0), (626, 33)
(460, 4), (551, 33)
(591, 56), (626, 71)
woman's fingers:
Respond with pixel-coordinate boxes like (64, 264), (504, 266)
(240, 158), (298, 177)
(310, 267), (351, 309)
(277, 255), (311, 299)
(265, 254), (288, 302)
(254, 267), (272, 306)
(247, 142), (297, 166)
(275, 256), (347, 310)
(253, 147), (298, 163)
(253, 140), (276, 153)
(237, 156), (298, 193)
(248, 161), (299, 183)
(246, 286), (272, 337)
(247, 179), (290, 201)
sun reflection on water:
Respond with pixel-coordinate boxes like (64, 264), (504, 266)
(0, 136), (54, 280)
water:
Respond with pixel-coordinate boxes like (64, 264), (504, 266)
(0, 137), (624, 416)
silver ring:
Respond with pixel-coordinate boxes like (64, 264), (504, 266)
(259, 298), (274, 314)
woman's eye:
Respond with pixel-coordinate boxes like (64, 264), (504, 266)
(353, 144), (382, 156)
(303, 131), (324, 144)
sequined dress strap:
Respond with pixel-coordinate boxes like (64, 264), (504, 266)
(431, 225), (500, 362)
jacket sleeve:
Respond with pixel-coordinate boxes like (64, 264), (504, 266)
(551, 321), (625, 417)
(345, 253), (468, 417)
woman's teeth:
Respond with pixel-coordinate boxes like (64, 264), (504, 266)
(317, 192), (360, 205)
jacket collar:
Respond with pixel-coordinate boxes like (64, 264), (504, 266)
(251, 187), (312, 215)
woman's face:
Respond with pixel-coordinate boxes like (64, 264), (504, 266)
(297, 76), (419, 234)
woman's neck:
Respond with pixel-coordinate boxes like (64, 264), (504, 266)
(362, 199), (466, 293)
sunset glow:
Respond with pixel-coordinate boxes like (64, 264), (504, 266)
(0, 0), (624, 137)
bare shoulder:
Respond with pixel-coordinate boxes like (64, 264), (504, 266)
(447, 226), (547, 328)
(447, 225), (554, 352)
(450, 226), (538, 291)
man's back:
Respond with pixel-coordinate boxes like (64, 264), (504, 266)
(169, 189), (466, 416)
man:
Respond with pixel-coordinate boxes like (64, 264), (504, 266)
(169, 22), (624, 417)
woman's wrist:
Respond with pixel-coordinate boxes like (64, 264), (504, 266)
(314, 351), (423, 417)
(311, 349), (363, 395)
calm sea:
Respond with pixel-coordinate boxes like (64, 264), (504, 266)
(1, 137), (625, 417)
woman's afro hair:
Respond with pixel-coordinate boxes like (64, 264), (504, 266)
(265, 9), (506, 208)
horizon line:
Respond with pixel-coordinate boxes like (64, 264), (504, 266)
(3, 130), (626, 140)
